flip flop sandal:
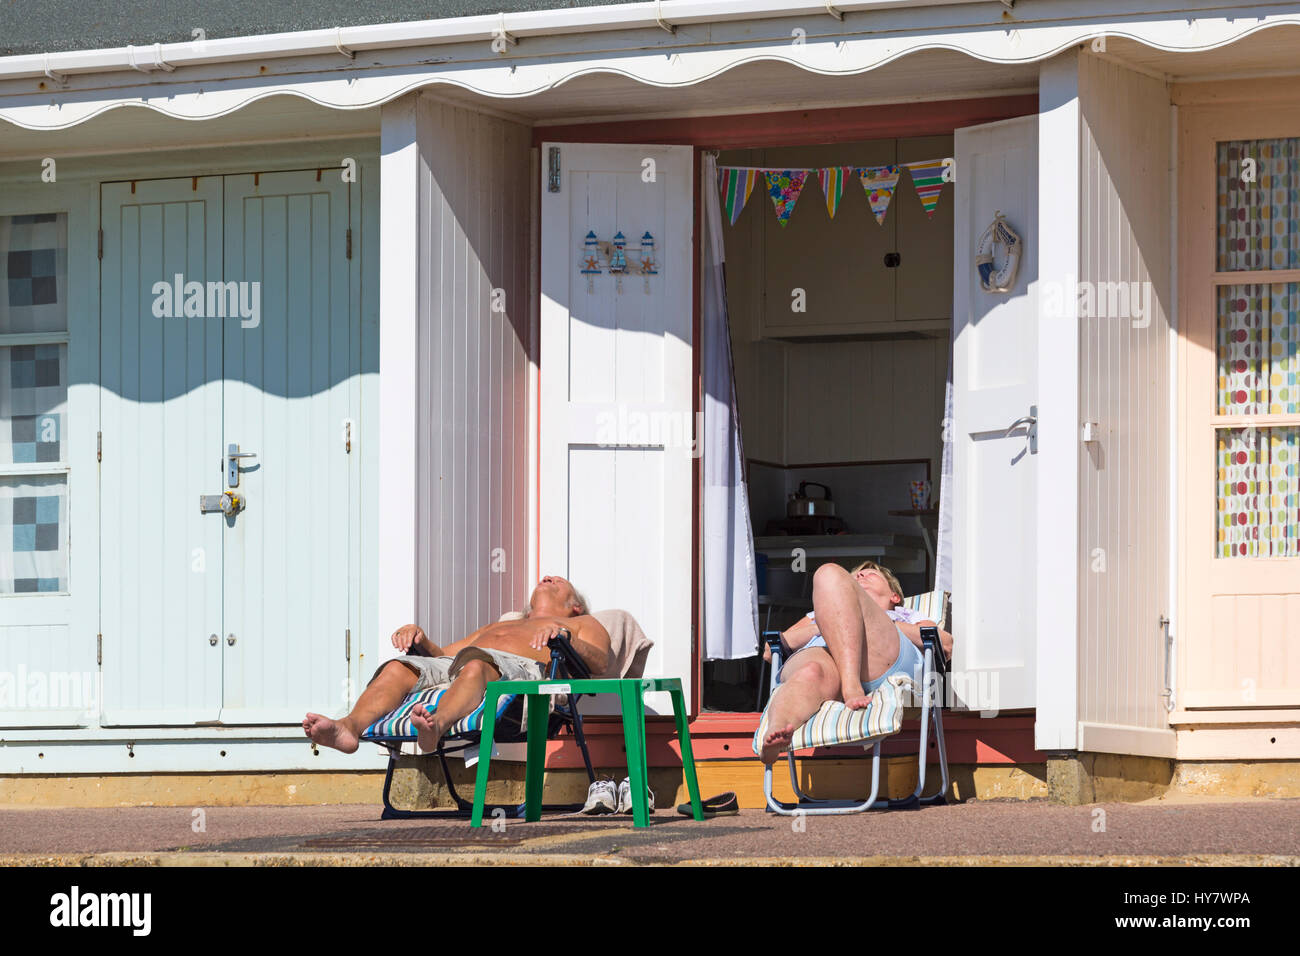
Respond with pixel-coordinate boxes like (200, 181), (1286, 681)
(677, 791), (739, 817)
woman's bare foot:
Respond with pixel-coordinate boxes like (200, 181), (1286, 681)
(302, 712), (359, 753)
(410, 706), (444, 754)
(842, 684), (872, 710)
(760, 723), (795, 765)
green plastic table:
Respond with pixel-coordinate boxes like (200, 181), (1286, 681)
(469, 676), (703, 828)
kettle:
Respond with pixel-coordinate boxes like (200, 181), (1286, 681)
(787, 481), (835, 517)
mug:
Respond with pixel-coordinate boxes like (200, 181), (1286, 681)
(909, 479), (931, 511)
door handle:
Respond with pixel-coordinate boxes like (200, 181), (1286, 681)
(1004, 415), (1037, 438)
(1005, 407), (1038, 461)
(227, 443), (257, 487)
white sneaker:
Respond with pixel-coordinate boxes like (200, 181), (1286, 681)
(617, 776), (654, 815)
(579, 778), (618, 815)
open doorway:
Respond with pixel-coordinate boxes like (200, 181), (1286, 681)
(701, 135), (953, 714)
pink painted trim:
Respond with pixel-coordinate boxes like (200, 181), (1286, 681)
(536, 715), (1042, 767)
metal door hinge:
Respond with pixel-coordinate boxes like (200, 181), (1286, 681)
(97, 228), (103, 260)
(548, 146), (561, 193)
(346, 227), (352, 259)
(344, 420), (352, 454)
(345, 628), (351, 662)
(96, 431), (102, 462)
(96, 633), (102, 666)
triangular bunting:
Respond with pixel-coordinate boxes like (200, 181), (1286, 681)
(717, 167), (758, 226)
(817, 166), (852, 219)
(858, 164), (901, 226)
(763, 169), (808, 227)
(903, 159), (948, 218)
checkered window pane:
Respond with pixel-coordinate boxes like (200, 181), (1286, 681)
(0, 475), (67, 593)
(0, 213), (68, 334)
(0, 344), (66, 465)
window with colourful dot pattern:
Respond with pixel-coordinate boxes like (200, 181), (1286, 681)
(1215, 138), (1300, 558)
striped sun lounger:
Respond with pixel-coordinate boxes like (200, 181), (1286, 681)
(752, 673), (911, 755)
(363, 685), (525, 741)
(359, 632), (597, 819)
(756, 590), (952, 815)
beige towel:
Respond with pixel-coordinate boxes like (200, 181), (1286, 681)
(498, 607), (653, 678)
(591, 609), (653, 679)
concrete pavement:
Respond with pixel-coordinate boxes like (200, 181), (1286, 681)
(2, 796), (1298, 865)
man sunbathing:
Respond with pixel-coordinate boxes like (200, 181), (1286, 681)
(302, 575), (611, 755)
(759, 560), (953, 765)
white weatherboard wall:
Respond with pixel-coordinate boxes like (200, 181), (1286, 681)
(413, 96), (533, 646)
(1075, 54), (1176, 758)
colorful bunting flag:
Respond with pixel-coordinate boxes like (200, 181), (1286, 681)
(718, 167), (758, 226)
(817, 166), (853, 219)
(858, 164), (901, 226)
(763, 169), (808, 227)
(903, 159), (948, 218)
(714, 159), (949, 227)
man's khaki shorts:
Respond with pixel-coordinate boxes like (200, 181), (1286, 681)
(374, 646), (545, 694)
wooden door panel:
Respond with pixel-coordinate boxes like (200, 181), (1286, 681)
(99, 178), (224, 725)
(951, 116), (1039, 711)
(540, 143), (694, 712)
(219, 170), (354, 724)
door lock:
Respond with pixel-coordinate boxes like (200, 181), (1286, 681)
(209, 633), (218, 646)
(227, 443), (257, 487)
(227, 633), (237, 646)
(199, 492), (245, 516)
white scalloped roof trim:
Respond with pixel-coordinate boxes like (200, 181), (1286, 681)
(1, 16), (1296, 131)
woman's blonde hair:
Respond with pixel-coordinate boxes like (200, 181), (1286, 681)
(850, 560), (904, 607)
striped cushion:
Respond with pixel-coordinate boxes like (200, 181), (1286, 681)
(900, 590), (948, 628)
(360, 685), (518, 741)
(752, 674), (913, 754)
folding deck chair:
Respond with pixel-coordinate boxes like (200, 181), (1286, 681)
(361, 630), (597, 819)
(753, 590), (951, 815)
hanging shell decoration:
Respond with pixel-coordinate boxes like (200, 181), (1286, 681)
(579, 228), (659, 294)
(975, 212), (1022, 294)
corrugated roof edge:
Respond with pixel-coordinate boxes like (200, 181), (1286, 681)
(0, 0), (1001, 81)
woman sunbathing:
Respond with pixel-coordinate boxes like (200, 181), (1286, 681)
(759, 560), (951, 764)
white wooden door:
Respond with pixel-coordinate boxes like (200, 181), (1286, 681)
(951, 116), (1040, 711)
(219, 170), (354, 723)
(99, 170), (356, 726)
(99, 177), (225, 725)
(539, 143), (694, 710)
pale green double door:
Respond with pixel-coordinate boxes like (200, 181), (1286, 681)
(99, 170), (359, 726)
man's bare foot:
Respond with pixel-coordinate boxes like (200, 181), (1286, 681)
(303, 712), (359, 754)
(410, 706), (444, 754)
(842, 684), (872, 710)
(760, 723), (795, 765)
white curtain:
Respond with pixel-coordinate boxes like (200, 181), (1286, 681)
(935, 341), (954, 595)
(701, 153), (760, 660)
